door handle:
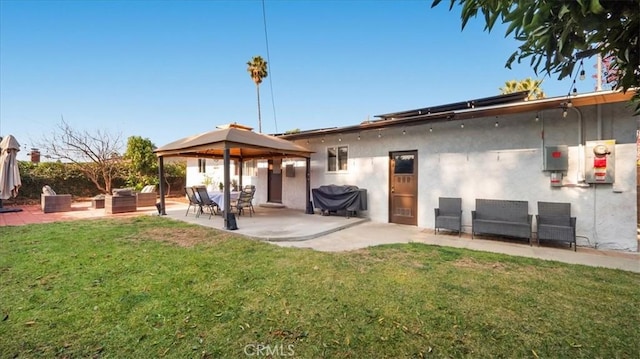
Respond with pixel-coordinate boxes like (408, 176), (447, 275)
(391, 186), (395, 193)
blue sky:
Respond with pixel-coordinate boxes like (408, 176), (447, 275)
(1, 0), (597, 160)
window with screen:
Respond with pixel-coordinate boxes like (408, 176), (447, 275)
(327, 146), (348, 172)
(242, 159), (257, 176)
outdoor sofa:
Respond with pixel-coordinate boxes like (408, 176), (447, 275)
(471, 199), (532, 245)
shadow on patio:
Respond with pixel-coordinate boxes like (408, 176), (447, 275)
(164, 205), (369, 241)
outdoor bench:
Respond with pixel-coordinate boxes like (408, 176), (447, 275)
(471, 199), (532, 245)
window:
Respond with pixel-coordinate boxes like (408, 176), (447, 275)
(327, 146), (348, 172)
(197, 158), (206, 173)
(242, 159), (257, 177)
(393, 154), (414, 174)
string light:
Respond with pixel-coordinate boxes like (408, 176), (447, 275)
(566, 60), (585, 97)
(357, 133), (361, 141)
(495, 121), (499, 127)
(378, 130), (382, 138)
(460, 123), (464, 129)
(535, 113), (539, 122)
(402, 128), (406, 135)
(321, 137), (325, 143)
(429, 127), (433, 133)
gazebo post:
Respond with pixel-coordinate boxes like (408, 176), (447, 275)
(238, 158), (243, 189)
(305, 157), (313, 214)
(223, 148), (237, 229)
(157, 156), (166, 215)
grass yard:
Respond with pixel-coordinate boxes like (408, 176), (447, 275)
(1, 216), (638, 358)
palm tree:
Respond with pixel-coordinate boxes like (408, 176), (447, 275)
(499, 78), (545, 100)
(247, 56), (268, 133)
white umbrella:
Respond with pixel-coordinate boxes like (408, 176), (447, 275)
(0, 135), (22, 201)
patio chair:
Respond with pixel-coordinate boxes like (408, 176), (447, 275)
(136, 185), (157, 207)
(232, 190), (255, 217)
(40, 185), (72, 213)
(434, 197), (462, 236)
(536, 201), (576, 251)
(185, 186), (202, 217)
(194, 185), (219, 219)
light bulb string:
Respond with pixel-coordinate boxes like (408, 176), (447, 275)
(566, 60), (585, 97)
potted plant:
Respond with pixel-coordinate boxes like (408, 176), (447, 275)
(218, 181), (224, 191)
(231, 179), (238, 191)
(203, 175), (215, 192)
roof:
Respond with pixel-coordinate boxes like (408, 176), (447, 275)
(155, 124), (313, 159)
(280, 89), (636, 140)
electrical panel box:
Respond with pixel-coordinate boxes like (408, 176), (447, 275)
(544, 145), (568, 171)
(285, 164), (295, 177)
(585, 140), (615, 184)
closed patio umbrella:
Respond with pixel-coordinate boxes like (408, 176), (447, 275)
(0, 135), (22, 210)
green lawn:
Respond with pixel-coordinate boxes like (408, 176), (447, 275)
(1, 216), (638, 358)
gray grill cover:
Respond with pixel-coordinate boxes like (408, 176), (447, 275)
(312, 185), (367, 212)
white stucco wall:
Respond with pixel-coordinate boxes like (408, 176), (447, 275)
(295, 102), (638, 252)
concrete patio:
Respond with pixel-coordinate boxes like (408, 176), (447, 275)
(1, 200), (638, 273)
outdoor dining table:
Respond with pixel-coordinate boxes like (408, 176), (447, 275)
(208, 190), (240, 210)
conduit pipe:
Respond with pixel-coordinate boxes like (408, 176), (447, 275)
(569, 106), (585, 182)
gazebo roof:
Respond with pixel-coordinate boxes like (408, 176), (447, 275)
(155, 123), (313, 159)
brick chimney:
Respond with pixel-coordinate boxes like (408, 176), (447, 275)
(30, 149), (41, 163)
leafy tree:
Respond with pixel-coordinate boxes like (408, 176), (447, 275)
(36, 120), (125, 194)
(433, 0), (639, 110)
(247, 55), (268, 133)
(124, 136), (157, 189)
(500, 77), (545, 99)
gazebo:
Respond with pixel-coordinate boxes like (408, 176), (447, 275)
(154, 123), (314, 228)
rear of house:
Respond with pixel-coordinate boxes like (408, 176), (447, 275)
(187, 90), (639, 252)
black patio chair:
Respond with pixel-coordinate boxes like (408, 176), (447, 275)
(232, 190), (255, 217)
(194, 185), (219, 219)
(536, 201), (576, 251)
(185, 187), (202, 217)
(434, 197), (462, 236)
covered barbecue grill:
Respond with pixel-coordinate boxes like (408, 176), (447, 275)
(311, 185), (367, 218)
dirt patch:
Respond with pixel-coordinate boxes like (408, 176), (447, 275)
(452, 257), (508, 271)
(135, 227), (231, 247)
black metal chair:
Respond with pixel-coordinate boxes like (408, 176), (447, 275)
(184, 187), (201, 217)
(434, 197), (462, 236)
(194, 186), (219, 219)
(233, 189), (255, 217)
(536, 201), (576, 251)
